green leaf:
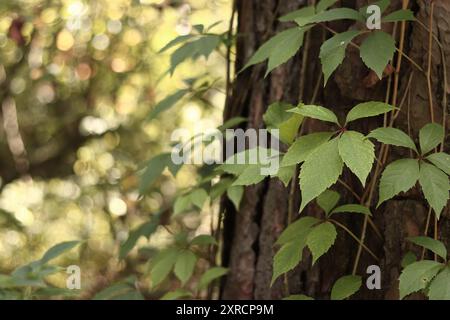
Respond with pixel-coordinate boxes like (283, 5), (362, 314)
(93, 277), (141, 300)
(210, 178), (233, 200)
(197, 267), (228, 290)
(272, 239), (305, 285)
(232, 165), (266, 186)
(159, 35), (194, 53)
(345, 101), (394, 124)
(426, 152), (450, 175)
(378, 159), (419, 207)
(319, 30), (361, 85)
(227, 185), (244, 210)
(190, 188), (208, 210)
(218, 117), (247, 131)
(174, 250), (197, 285)
(148, 89), (189, 121)
(160, 289), (193, 300)
(428, 267), (450, 300)
(170, 35), (221, 75)
(263, 102), (303, 144)
(419, 123), (444, 155)
(151, 248), (179, 288)
(360, 31), (396, 79)
(338, 131), (375, 186)
(330, 204), (371, 216)
(309, 8), (364, 24)
(399, 260), (443, 299)
(242, 28), (304, 73)
(401, 251), (417, 268)
(120, 215), (160, 258)
(281, 132), (333, 167)
(265, 28), (306, 76)
(306, 222), (337, 265)
(190, 235), (217, 247)
(419, 162), (449, 218)
(316, 0), (338, 13)
(368, 127), (417, 152)
(288, 104), (339, 125)
(299, 138), (344, 212)
(40, 241), (80, 265)
(382, 9), (415, 23)
(139, 153), (172, 195)
(331, 275), (362, 300)
(407, 236), (447, 260)
(317, 189), (340, 215)
(283, 294), (314, 300)
(174, 194), (192, 215)
(276, 216), (320, 246)
(279, 6), (315, 23)
(273, 165), (295, 187)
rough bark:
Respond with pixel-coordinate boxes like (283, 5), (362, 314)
(221, 0), (449, 300)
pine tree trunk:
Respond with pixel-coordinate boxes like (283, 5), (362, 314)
(221, 0), (450, 300)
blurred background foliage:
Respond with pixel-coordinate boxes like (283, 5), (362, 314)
(0, 0), (230, 298)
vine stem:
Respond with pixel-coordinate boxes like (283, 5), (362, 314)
(330, 219), (379, 261)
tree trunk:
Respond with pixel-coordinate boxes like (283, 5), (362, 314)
(221, 0), (450, 300)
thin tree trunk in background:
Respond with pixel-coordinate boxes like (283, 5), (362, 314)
(221, 0), (450, 300)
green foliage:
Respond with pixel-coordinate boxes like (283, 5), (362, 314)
(401, 252), (417, 268)
(360, 31), (396, 79)
(377, 159), (420, 207)
(319, 30), (361, 85)
(299, 138), (343, 211)
(197, 267), (228, 290)
(407, 237), (447, 261)
(399, 260), (443, 299)
(428, 267), (450, 300)
(120, 215), (160, 258)
(174, 188), (209, 215)
(316, 0), (339, 13)
(330, 204), (371, 216)
(289, 104), (339, 125)
(148, 89), (189, 121)
(306, 222), (337, 265)
(139, 153), (180, 195)
(160, 289), (193, 300)
(174, 250), (198, 285)
(317, 190), (340, 215)
(419, 163), (449, 218)
(331, 275), (362, 300)
(93, 277), (143, 300)
(279, 6), (315, 23)
(263, 102), (304, 145)
(368, 127), (418, 152)
(241, 27), (306, 76)
(338, 131), (375, 186)
(345, 101), (394, 124)
(0, 241), (81, 298)
(227, 185), (244, 210)
(281, 132), (333, 167)
(272, 240), (304, 285)
(190, 235), (218, 247)
(308, 8), (364, 24)
(426, 152), (450, 175)
(150, 248), (179, 288)
(272, 217), (320, 283)
(276, 217), (320, 246)
(419, 123), (444, 155)
(167, 34), (222, 75)
(382, 9), (415, 23)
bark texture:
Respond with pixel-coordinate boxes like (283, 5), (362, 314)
(221, 0), (450, 300)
